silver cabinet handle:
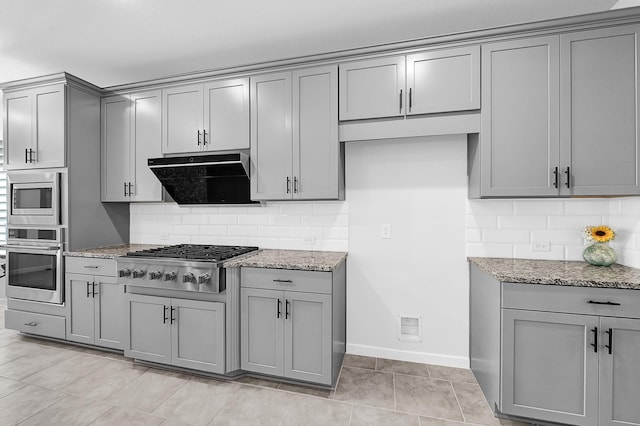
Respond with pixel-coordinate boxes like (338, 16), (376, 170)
(83, 265), (100, 269)
(24, 321), (39, 327)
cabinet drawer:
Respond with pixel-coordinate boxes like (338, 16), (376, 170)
(66, 257), (116, 276)
(502, 283), (640, 319)
(241, 268), (332, 294)
(5, 309), (66, 339)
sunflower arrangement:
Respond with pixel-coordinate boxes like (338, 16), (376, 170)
(582, 225), (616, 243)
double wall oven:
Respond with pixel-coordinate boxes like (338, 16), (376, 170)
(5, 171), (64, 304)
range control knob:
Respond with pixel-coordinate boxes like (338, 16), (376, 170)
(164, 271), (177, 281)
(183, 272), (196, 284)
(132, 269), (146, 279)
(118, 268), (131, 278)
(149, 271), (163, 280)
(198, 273), (211, 284)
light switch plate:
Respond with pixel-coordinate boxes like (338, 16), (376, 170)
(380, 224), (392, 239)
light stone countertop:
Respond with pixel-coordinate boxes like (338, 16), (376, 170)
(64, 244), (163, 259)
(64, 245), (347, 272)
(224, 249), (347, 272)
(469, 257), (640, 290)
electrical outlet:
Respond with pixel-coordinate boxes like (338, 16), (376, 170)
(159, 233), (170, 241)
(531, 241), (551, 251)
(302, 236), (315, 245)
(380, 224), (392, 239)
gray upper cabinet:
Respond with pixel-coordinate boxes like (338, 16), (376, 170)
(560, 25), (640, 196)
(101, 91), (163, 202)
(339, 56), (406, 120)
(251, 65), (342, 201)
(339, 46), (479, 121)
(162, 78), (249, 154)
(4, 84), (65, 170)
(472, 24), (640, 198)
(406, 46), (480, 115)
(478, 36), (560, 197)
(203, 79), (250, 152)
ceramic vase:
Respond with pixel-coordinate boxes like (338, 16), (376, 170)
(583, 242), (617, 266)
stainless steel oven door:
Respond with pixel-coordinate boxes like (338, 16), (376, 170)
(6, 244), (63, 304)
(8, 172), (60, 225)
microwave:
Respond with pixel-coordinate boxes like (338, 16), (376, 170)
(8, 172), (60, 226)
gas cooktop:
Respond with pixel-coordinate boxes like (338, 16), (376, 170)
(125, 244), (259, 262)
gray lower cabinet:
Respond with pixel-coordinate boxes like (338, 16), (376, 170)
(125, 294), (225, 374)
(240, 266), (345, 386)
(470, 264), (640, 426)
(65, 257), (123, 349)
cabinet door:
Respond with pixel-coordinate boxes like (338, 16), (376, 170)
(250, 72), (293, 200)
(203, 78), (250, 151)
(240, 288), (284, 376)
(293, 66), (339, 200)
(284, 291), (332, 385)
(130, 91), (163, 202)
(162, 84), (204, 154)
(560, 25), (640, 196)
(125, 294), (172, 364)
(501, 309), (599, 426)
(406, 45), (480, 115)
(4, 90), (32, 169)
(66, 273), (96, 345)
(339, 56), (405, 120)
(599, 317), (640, 426)
(101, 95), (131, 202)
(171, 299), (225, 374)
(32, 84), (65, 168)
(94, 276), (124, 350)
(480, 37), (560, 197)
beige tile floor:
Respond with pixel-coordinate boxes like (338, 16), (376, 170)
(0, 306), (528, 425)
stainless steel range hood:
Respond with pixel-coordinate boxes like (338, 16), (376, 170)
(148, 153), (258, 205)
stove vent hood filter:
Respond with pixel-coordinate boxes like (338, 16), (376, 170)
(148, 153), (259, 205)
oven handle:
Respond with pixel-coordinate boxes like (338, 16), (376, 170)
(3, 245), (61, 251)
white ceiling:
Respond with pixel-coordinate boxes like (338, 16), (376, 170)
(0, 0), (631, 88)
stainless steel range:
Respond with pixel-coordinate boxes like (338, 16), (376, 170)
(117, 244), (258, 292)
(117, 244), (259, 376)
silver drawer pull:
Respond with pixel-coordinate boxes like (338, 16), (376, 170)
(24, 321), (39, 327)
(83, 265), (100, 269)
(587, 300), (621, 306)
(273, 279), (293, 284)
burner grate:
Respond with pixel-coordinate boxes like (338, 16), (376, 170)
(126, 244), (258, 261)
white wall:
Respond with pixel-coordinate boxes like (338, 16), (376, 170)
(344, 135), (469, 367)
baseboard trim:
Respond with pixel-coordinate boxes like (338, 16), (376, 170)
(346, 343), (469, 368)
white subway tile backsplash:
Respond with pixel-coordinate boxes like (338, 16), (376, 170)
(131, 196), (639, 268)
(498, 216), (547, 229)
(547, 215), (603, 229)
(467, 200), (514, 215)
(564, 200), (611, 215)
(513, 244), (565, 260)
(467, 243), (514, 258)
(228, 226), (259, 236)
(483, 229), (530, 244)
(466, 214), (497, 229)
(258, 227), (291, 238)
(513, 200), (564, 215)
